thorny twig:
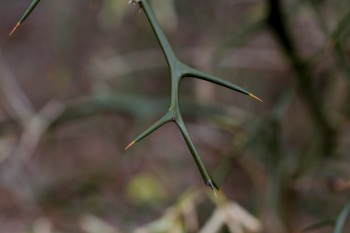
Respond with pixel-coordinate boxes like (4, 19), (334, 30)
(125, 0), (261, 192)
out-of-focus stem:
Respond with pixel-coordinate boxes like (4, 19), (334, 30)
(267, 0), (336, 156)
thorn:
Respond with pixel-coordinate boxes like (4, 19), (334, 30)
(249, 93), (263, 102)
(217, 189), (226, 199)
(207, 179), (219, 198)
(9, 23), (20, 36)
(124, 141), (135, 151)
(208, 183), (217, 198)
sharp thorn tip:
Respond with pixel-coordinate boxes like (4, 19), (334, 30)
(207, 180), (220, 198)
(213, 189), (218, 198)
(124, 141), (135, 151)
(9, 23), (20, 36)
(249, 93), (263, 102)
(218, 189), (226, 199)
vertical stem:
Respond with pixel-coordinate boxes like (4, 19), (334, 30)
(139, 0), (177, 66)
(169, 61), (183, 110)
(175, 114), (212, 187)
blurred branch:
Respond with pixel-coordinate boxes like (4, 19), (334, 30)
(94, 47), (286, 82)
(199, 202), (262, 233)
(307, 2), (350, 81)
(333, 198), (350, 233)
(0, 49), (35, 124)
(135, 189), (262, 233)
(49, 92), (229, 130)
(0, 100), (63, 200)
(80, 214), (122, 233)
(134, 190), (203, 233)
(0, 90), (236, 143)
(0, 49), (63, 179)
(267, 0), (336, 156)
(295, 218), (334, 233)
(212, 19), (267, 68)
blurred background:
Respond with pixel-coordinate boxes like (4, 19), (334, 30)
(0, 0), (350, 232)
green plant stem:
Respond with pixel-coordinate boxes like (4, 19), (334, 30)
(139, 0), (176, 66)
(10, 0), (41, 35)
(126, 0), (260, 191)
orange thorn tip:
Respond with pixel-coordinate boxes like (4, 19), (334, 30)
(9, 23), (20, 36)
(212, 188), (217, 198)
(249, 93), (263, 102)
(209, 188), (226, 199)
(217, 189), (226, 199)
(124, 141), (135, 151)
(207, 180), (220, 198)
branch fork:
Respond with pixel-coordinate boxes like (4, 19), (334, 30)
(126, 0), (261, 192)
(10, 0), (261, 192)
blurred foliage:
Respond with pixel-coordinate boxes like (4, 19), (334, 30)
(1, 0), (350, 233)
(126, 173), (168, 205)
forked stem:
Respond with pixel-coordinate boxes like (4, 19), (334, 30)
(125, 0), (261, 192)
(125, 111), (172, 150)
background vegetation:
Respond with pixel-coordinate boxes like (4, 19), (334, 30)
(0, 0), (350, 232)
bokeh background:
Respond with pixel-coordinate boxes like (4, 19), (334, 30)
(0, 0), (350, 232)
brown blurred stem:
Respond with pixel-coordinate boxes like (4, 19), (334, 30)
(266, 0), (336, 156)
(262, 0), (337, 230)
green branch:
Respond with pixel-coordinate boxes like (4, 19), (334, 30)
(10, 0), (41, 36)
(126, 0), (261, 192)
